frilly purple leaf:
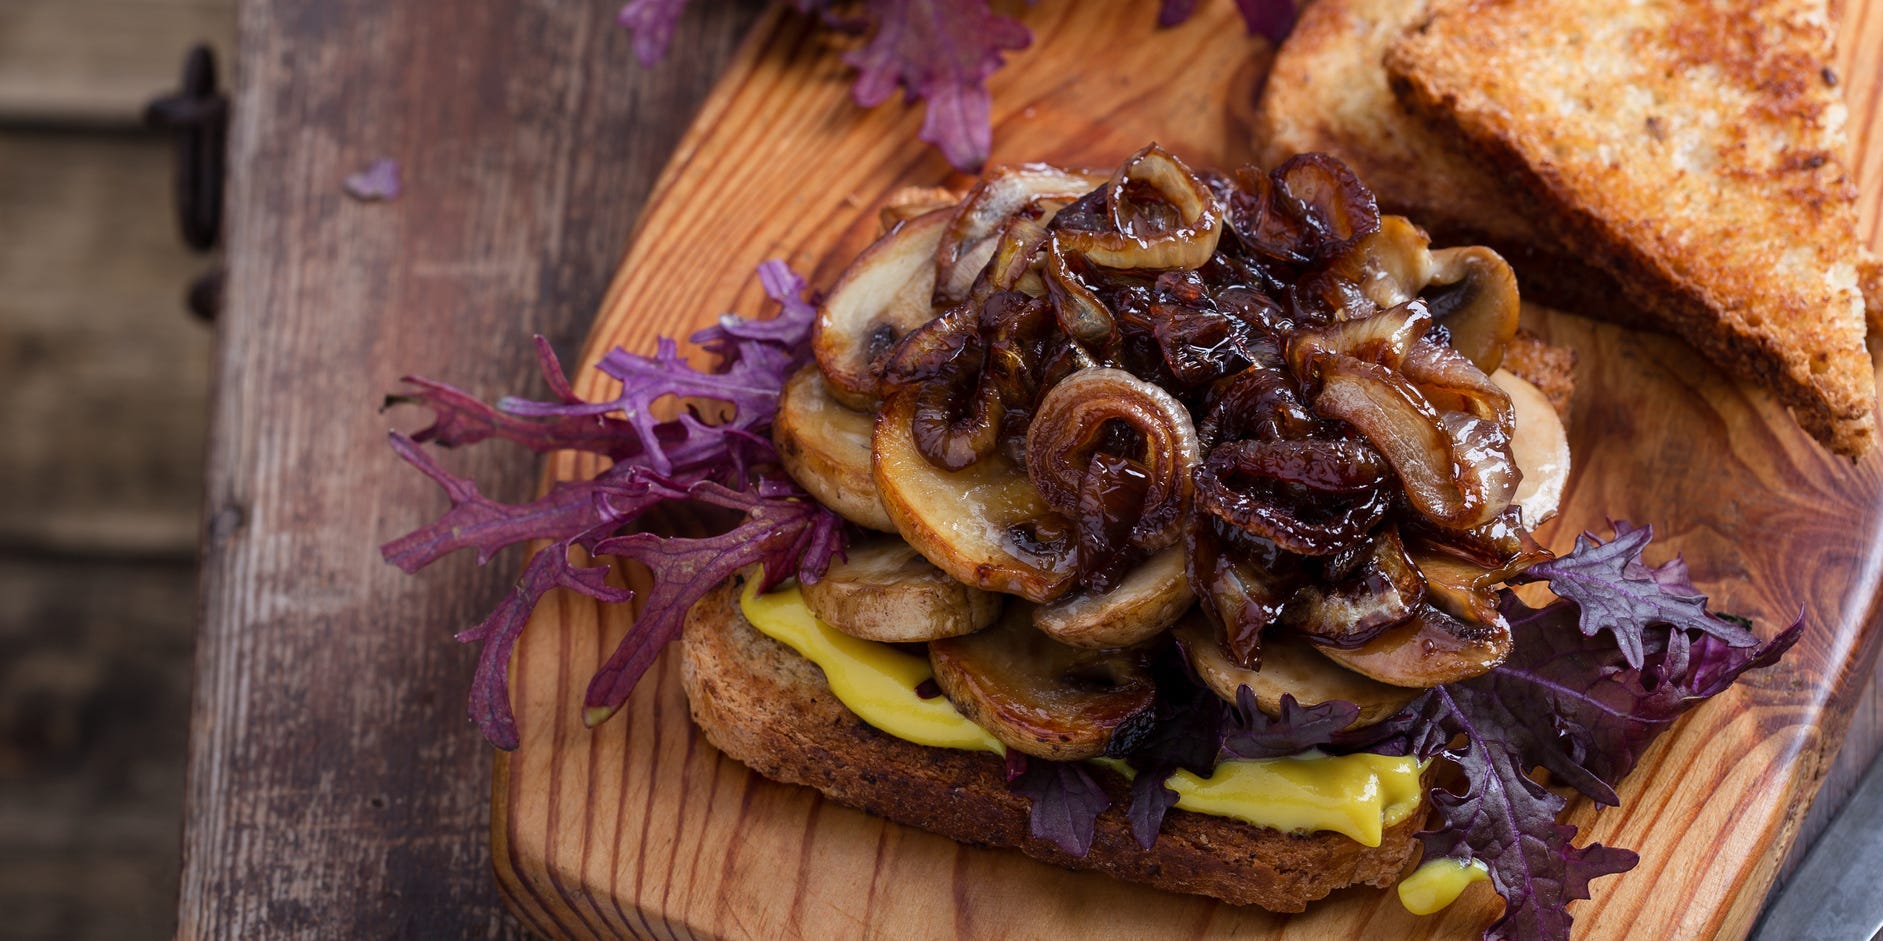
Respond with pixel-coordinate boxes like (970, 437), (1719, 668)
(1525, 522), (1757, 669)
(1007, 755), (1111, 857)
(1220, 689), (1358, 759)
(843, 0), (1031, 171)
(1159, 0), (1299, 43)
(1417, 688), (1641, 941)
(582, 482), (845, 724)
(384, 262), (828, 748)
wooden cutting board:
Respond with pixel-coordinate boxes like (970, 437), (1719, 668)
(491, 2), (1883, 938)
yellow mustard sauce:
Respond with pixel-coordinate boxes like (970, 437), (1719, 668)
(1397, 857), (1490, 915)
(741, 580), (1426, 843)
(740, 580), (1004, 753)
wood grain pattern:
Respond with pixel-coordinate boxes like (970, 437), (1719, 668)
(0, 126), (213, 941)
(0, 0), (234, 126)
(175, 1), (762, 938)
(0, 131), (212, 556)
(494, 2), (1883, 940)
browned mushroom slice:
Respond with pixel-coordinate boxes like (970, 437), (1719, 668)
(800, 536), (1002, 642)
(1406, 547), (1507, 632)
(1495, 368), (1570, 525)
(1033, 545), (1193, 648)
(935, 164), (1107, 302)
(1174, 615), (1416, 728)
(813, 208), (950, 410)
(1313, 605), (1512, 688)
(929, 604), (1156, 760)
(774, 365), (896, 532)
(878, 185), (961, 232)
(1282, 527), (1425, 648)
(1422, 246), (1520, 374)
(872, 390), (1079, 603)
(1327, 214), (1436, 309)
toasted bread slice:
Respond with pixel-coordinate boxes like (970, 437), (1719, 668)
(1505, 322), (1579, 419)
(680, 578), (1426, 911)
(1385, 0), (1878, 456)
(1254, 0), (1636, 326)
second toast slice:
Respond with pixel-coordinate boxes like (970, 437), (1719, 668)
(1385, 0), (1878, 456)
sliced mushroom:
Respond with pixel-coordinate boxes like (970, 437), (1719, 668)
(1033, 544), (1193, 648)
(1313, 605), (1511, 688)
(929, 604), (1157, 760)
(873, 390), (1079, 602)
(879, 185), (961, 232)
(1406, 547), (1507, 632)
(1423, 246), (1520, 374)
(774, 365), (896, 532)
(1174, 615), (1416, 728)
(936, 164), (1107, 302)
(800, 536), (1002, 642)
(1495, 368), (1570, 526)
(1329, 214), (1435, 309)
(813, 208), (951, 410)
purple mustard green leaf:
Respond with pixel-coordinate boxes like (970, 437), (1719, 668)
(1525, 522), (1756, 669)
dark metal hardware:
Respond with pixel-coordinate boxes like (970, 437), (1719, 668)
(145, 45), (228, 253)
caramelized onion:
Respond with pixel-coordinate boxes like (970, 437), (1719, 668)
(1311, 354), (1511, 528)
(1054, 144), (1224, 271)
(1196, 357), (1317, 448)
(1186, 514), (1305, 669)
(1281, 527), (1424, 647)
(936, 164), (1107, 302)
(1193, 439), (1392, 555)
(1326, 215), (1436, 309)
(1226, 154), (1381, 264)
(1025, 368), (1200, 551)
(1399, 336), (1515, 426)
(910, 370), (1002, 471)
(1044, 239), (1115, 345)
(1270, 153), (1381, 258)
(1287, 301), (1431, 375)
(1406, 546), (1508, 632)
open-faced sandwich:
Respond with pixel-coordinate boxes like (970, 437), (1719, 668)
(384, 144), (1801, 940)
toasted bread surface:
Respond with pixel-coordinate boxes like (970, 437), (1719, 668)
(1256, 0), (1639, 326)
(1256, 0), (1524, 243)
(1505, 323), (1579, 420)
(1386, 0), (1878, 456)
(679, 578), (1426, 912)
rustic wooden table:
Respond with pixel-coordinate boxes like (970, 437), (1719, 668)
(176, 2), (1883, 938)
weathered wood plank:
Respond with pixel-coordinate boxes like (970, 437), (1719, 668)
(0, 0), (235, 126)
(0, 130), (213, 557)
(0, 555), (196, 941)
(177, 1), (763, 939)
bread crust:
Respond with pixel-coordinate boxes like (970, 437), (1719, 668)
(1384, 0), (1878, 456)
(1255, 0), (1645, 329)
(679, 578), (1427, 912)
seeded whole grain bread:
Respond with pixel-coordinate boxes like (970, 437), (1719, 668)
(1254, 0), (1633, 326)
(1385, 0), (1878, 456)
(679, 578), (1427, 911)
